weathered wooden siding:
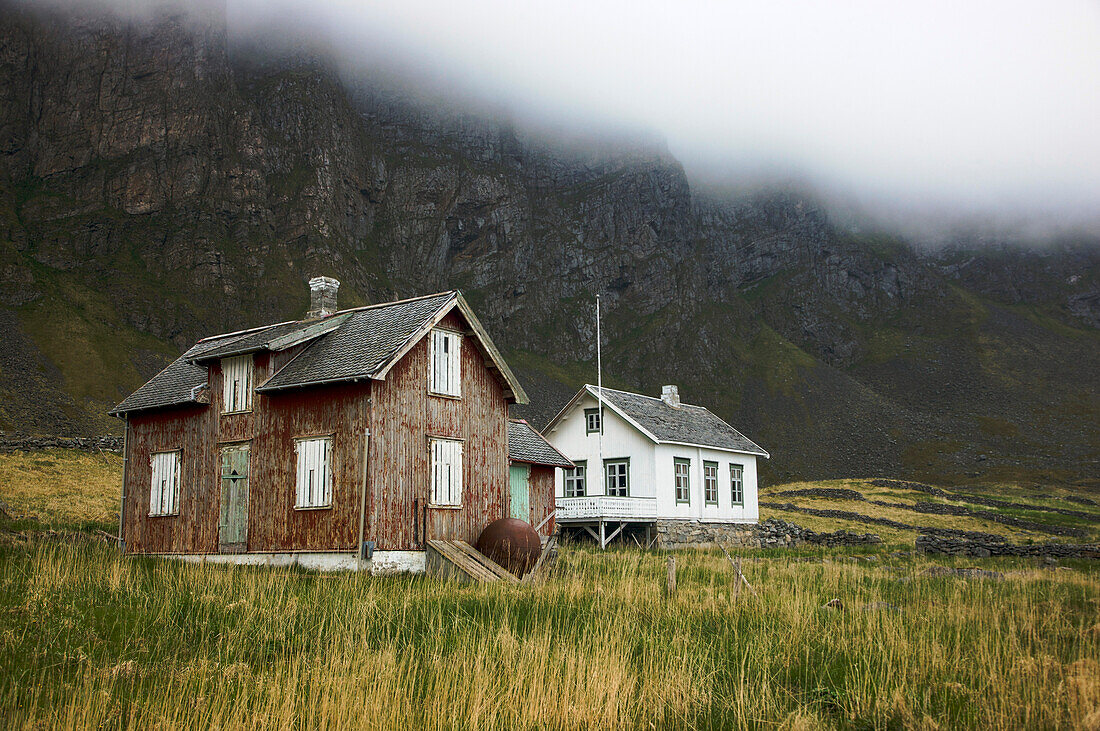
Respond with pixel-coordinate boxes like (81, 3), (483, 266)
(124, 351), (370, 554)
(123, 404), (218, 553)
(368, 310), (509, 550)
(528, 465), (556, 537)
(251, 380), (369, 551)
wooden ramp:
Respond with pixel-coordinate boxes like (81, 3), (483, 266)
(426, 540), (520, 583)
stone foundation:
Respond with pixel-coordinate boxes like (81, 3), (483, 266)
(656, 517), (882, 549)
(162, 550), (427, 574)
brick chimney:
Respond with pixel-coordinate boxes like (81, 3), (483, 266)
(307, 276), (339, 318)
(661, 384), (680, 408)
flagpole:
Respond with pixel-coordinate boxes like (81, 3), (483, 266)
(596, 295), (604, 496)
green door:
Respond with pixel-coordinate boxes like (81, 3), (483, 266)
(219, 444), (250, 553)
(509, 463), (531, 523)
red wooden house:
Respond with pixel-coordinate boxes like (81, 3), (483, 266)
(110, 278), (568, 573)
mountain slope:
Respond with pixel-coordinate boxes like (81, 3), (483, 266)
(0, 2), (1097, 485)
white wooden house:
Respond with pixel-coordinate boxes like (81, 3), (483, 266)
(542, 384), (769, 548)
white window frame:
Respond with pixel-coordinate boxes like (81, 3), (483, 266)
(430, 437), (463, 507)
(674, 458), (691, 504)
(605, 459), (629, 497)
(149, 450), (181, 517)
(730, 464), (744, 506)
(429, 329), (462, 398)
(221, 355), (253, 413)
(295, 436), (333, 509)
(704, 461), (719, 505)
(564, 461), (586, 498)
(584, 408), (601, 434)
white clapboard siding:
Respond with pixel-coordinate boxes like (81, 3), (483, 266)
(149, 451), (180, 516)
(429, 329), (462, 397)
(295, 437), (332, 508)
(430, 438), (463, 506)
(221, 355), (253, 413)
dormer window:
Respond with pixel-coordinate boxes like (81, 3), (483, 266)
(429, 329), (462, 397)
(222, 355), (252, 413)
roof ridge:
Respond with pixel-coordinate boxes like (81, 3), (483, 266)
(588, 384), (709, 411)
(333, 290), (457, 316)
(195, 292), (458, 345)
(196, 320), (296, 344)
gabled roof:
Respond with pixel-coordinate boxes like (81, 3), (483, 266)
(257, 292), (457, 392)
(110, 290), (528, 416)
(508, 420), (573, 468)
(544, 385), (769, 457)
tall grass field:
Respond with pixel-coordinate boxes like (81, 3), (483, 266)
(1, 450), (1099, 729)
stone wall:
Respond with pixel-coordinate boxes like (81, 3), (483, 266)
(916, 534), (1100, 559)
(0, 435), (123, 454)
(655, 517), (882, 550)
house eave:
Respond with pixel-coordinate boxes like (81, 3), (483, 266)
(656, 440), (770, 458)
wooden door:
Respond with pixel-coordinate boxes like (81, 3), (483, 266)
(509, 463), (531, 523)
(219, 444), (250, 553)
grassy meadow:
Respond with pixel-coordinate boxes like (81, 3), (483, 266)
(1, 450), (1099, 729)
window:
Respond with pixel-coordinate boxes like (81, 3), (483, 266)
(149, 450), (180, 516)
(564, 461), (586, 497)
(704, 461), (719, 505)
(584, 408), (601, 434)
(429, 329), (462, 397)
(430, 438), (463, 506)
(295, 437), (332, 508)
(605, 459), (629, 497)
(730, 464), (744, 506)
(222, 355), (252, 413)
(674, 458), (691, 503)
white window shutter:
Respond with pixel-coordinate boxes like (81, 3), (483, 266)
(321, 439), (330, 505)
(295, 437), (333, 508)
(170, 454), (179, 514)
(454, 441), (463, 504)
(449, 334), (461, 397)
(429, 330), (462, 397)
(430, 438), (462, 506)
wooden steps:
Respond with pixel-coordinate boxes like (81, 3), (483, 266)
(426, 539), (520, 583)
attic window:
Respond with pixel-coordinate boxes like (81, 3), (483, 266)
(429, 329), (462, 398)
(584, 408), (601, 434)
(222, 355), (252, 413)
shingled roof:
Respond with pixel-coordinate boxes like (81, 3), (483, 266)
(545, 385), (769, 457)
(508, 420), (573, 468)
(258, 293), (456, 392)
(110, 291), (528, 416)
(108, 332), (252, 416)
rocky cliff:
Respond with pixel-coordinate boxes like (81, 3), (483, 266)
(1, 2), (1097, 485)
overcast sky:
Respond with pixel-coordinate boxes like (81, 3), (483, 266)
(85, 1), (1100, 237)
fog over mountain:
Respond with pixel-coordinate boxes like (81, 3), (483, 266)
(232, 0), (1100, 241)
(25, 0), (1100, 242)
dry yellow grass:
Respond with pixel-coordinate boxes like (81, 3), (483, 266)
(0, 449), (121, 527)
(2, 541), (1098, 729)
(761, 478), (1100, 544)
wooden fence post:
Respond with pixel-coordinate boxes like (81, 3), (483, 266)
(666, 555), (677, 596)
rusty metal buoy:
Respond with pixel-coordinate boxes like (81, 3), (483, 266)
(476, 518), (541, 577)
